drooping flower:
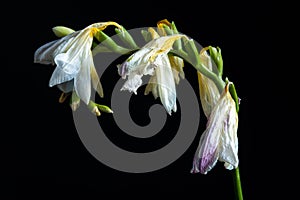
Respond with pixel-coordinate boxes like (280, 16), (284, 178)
(197, 47), (221, 117)
(156, 19), (185, 84)
(191, 82), (239, 174)
(118, 33), (185, 115)
(34, 22), (123, 104)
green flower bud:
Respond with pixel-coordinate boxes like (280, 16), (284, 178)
(52, 26), (75, 37)
(96, 104), (114, 114)
(141, 30), (152, 42)
(209, 46), (223, 77)
(115, 27), (139, 49)
(70, 91), (80, 111)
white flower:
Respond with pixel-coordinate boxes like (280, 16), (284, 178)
(118, 34), (184, 115)
(191, 83), (239, 174)
(34, 22), (123, 104)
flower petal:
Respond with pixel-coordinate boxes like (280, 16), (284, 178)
(121, 73), (143, 94)
(34, 32), (78, 65)
(90, 65), (104, 98)
(218, 88), (239, 170)
(198, 50), (220, 118)
(74, 53), (92, 104)
(49, 28), (94, 87)
(191, 83), (239, 174)
(154, 55), (177, 114)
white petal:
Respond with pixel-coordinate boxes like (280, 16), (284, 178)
(192, 84), (239, 174)
(218, 92), (239, 169)
(121, 73), (143, 94)
(49, 28), (93, 87)
(34, 32), (78, 65)
(154, 55), (177, 114)
(90, 65), (104, 98)
(74, 54), (92, 104)
(198, 51), (220, 117)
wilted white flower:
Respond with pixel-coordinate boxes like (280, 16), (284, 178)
(118, 33), (185, 115)
(34, 22), (123, 104)
(191, 83), (239, 174)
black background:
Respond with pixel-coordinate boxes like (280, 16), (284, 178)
(6, 1), (272, 199)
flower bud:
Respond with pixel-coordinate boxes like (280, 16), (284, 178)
(209, 46), (223, 76)
(52, 26), (75, 37)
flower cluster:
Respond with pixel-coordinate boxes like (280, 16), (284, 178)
(34, 19), (240, 175)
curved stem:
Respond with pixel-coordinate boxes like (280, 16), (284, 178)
(171, 49), (225, 93)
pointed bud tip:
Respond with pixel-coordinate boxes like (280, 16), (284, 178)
(52, 26), (75, 37)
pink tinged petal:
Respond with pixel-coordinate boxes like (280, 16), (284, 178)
(191, 84), (239, 174)
(191, 117), (222, 174)
(191, 128), (219, 174)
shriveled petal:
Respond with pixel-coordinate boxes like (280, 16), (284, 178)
(119, 61), (156, 93)
(148, 27), (160, 39)
(121, 73), (143, 94)
(218, 87), (239, 170)
(169, 55), (184, 84)
(144, 54), (177, 114)
(191, 83), (239, 174)
(198, 50), (220, 117)
(144, 75), (158, 98)
(144, 34), (185, 62)
(91, 65), (104, 98)
(157, 19), (172, 36)
(191, 112), (223, 174)
(89, 21), (123, 31)
(118, 48), (153, 78)
(154, 55), (177, 114)
(191, 127), (219, 174)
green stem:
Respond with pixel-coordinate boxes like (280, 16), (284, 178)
(232, 167), (243, 200)
(228, 82), (242, 200)
(229, 82), (239, 112)
(171, 49), (225, 93)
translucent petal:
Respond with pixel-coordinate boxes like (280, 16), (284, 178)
(34, 32), (78, 65)
(49, 53), (81, 86)
(57, 80), (74, 93)
(169, 55), (184, 84)
(49, 28), (94, 87)
(198, 51), (220, 118)
(90, 65), (104, 98)
(218, 90), (239, 170)
(121, 73), (143, 94)
(154, 55), (177, 114)
(191, 84), (239, 174)
(74, 53), (92, 104)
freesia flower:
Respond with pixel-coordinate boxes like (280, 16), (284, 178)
(191, 82), (239, 174)
(156, 19), (185, 84)
(197, 47), (221, 117)
(118, 33), (185, 115)
(34, 22), (123, 104)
